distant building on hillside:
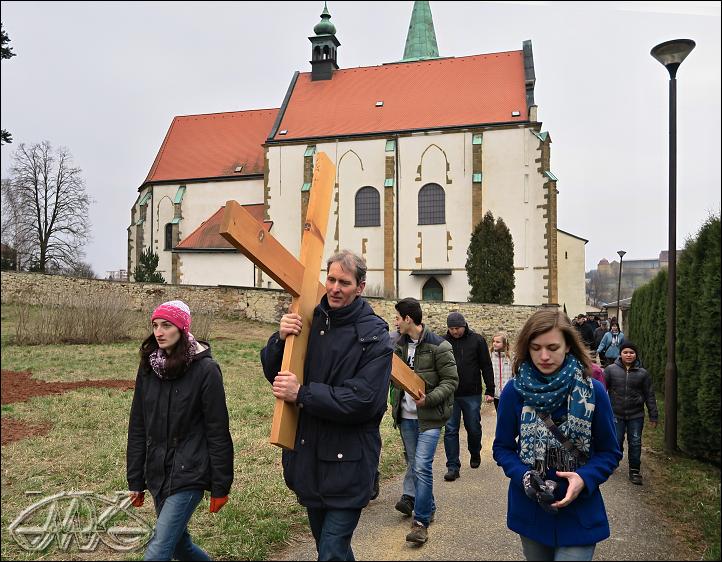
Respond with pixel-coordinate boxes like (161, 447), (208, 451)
(106, 269), (129, 282)
(586, 250), (680, 307)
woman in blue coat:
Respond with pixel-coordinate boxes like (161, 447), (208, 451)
(493, 309), (621, 561)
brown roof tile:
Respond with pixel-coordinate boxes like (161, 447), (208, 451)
(144, 109), (278, 186)
(176, 205), (272, 250)
(273, 52), (527, 140)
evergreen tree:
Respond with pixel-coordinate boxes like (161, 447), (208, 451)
(466, 211), (515, 304)
(678, 214), (720, 463)
(133, 248), (166, 283)
(2, 23), (16, 145)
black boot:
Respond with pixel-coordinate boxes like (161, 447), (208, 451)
(395, 494), (414, 516)
(629, 469), (643, 485)
(444, 468), (460, 481)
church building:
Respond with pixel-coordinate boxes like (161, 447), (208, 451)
(128, 1), (587, 309)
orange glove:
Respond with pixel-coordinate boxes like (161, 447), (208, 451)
(129, 491), (145, 508)
(209, 496), (228, 513)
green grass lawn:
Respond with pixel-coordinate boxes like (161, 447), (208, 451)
(0, 306), (406, 560)
(642, 397), (721, 561)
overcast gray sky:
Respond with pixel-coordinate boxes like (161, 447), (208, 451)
(1, 1), (720, 277)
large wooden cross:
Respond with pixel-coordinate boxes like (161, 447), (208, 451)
(219, 151), (424, 450)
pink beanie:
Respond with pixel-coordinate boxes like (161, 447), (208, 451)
(151, 300), (191, 333)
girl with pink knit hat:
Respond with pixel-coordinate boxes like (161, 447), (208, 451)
(127, 300), (234, 560)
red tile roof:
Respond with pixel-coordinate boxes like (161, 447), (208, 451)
(272, 52), (528, 140)
(143, 109), (278, 186)
(176, 205), (272, 251)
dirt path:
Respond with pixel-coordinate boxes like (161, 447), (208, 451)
(0, 370), (135, 445)
(270, 405), (698, 561)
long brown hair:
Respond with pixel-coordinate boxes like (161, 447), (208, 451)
(512, 308), (592, 377)
(492, 331), (512, 361)
(139, 331), (194, 378)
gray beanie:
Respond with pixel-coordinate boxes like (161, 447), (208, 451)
(447, 312), (466, 328)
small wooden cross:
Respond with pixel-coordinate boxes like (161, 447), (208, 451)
(220, 151), (424, 449)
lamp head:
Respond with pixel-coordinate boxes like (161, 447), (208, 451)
(617, 250), (626, 259)
(651, 39), (695, 78)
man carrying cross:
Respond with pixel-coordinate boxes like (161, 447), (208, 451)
(261, 250), (393, 561)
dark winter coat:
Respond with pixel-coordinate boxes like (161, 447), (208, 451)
(579, 321), (596, 350)
(127, 343), (234, 500)
(444, 324), (495, 398)
(604, 358), (659, 421)
(260, 296), (393, 510)
(390, 325), (459, 432)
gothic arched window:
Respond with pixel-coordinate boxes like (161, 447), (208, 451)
(418, 183), (445, 225)
(355, 186), (380, 227)
(164, 223), (173, 251)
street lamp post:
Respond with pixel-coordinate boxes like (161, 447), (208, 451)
(616, 250), (626, 326)
(651, 39), (695, 454)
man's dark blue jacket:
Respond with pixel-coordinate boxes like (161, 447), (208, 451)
(261, 295), (393, 509)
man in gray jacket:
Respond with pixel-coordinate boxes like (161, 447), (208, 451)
(390, 297), (458, 545)
(603, 341), (658, 485)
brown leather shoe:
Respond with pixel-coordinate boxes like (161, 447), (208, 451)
(405, 520), (428, 544)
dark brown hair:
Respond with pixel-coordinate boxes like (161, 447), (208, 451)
(512, 308), (592, 377)
(139, 331), (194, 378)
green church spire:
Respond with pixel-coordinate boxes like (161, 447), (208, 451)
(403, 1), (439, 61)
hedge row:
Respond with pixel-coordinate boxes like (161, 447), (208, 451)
(628, 215), (720, 464)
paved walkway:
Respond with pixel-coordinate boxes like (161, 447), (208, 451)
(271, 405), (697, 561)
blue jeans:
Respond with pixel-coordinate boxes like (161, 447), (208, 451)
(398, 419), (440, 526)
(145, 489), (210, 561)
(615, 416), (644, 471)
(402, 449), (415, 498)
(306, 507), (362, 561)
(444, 394), (482, 471)
(520, 536), (596, 561)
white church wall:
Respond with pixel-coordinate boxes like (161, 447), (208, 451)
(179, 178), (264, 241)
(557, 231), (587, 317)
(396, 132), (470, 301)
(154, 190), (175, 279)
(242, 128), (577, 307)
(482, 128), (548, 305)
(331, 138), (386, 281)
(266, 144), (305, 260)
(177, 252), (256, 287)
(130, 178), (264, 279)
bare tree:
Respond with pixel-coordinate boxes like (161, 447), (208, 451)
(1, 177), (33, 270)
(6, 141), (92, 272)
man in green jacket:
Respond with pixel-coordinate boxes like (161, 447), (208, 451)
(390, 297), (458, 545)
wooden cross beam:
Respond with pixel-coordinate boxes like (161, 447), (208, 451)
(220, 151), (424, 450)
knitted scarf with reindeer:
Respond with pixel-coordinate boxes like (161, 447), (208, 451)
(514, 354), (595, 469)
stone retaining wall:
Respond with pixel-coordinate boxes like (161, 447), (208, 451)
(1, 272), (549, 344)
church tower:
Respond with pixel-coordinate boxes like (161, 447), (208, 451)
(309, 2), (340, 81)
(402, 1), (439, 61)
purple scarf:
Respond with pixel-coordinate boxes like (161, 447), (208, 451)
(149, 333), (198, 380)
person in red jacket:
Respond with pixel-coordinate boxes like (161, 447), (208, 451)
(127, 300), (234, 561)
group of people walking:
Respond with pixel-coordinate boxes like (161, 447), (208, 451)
(126, 250), (659, 561)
